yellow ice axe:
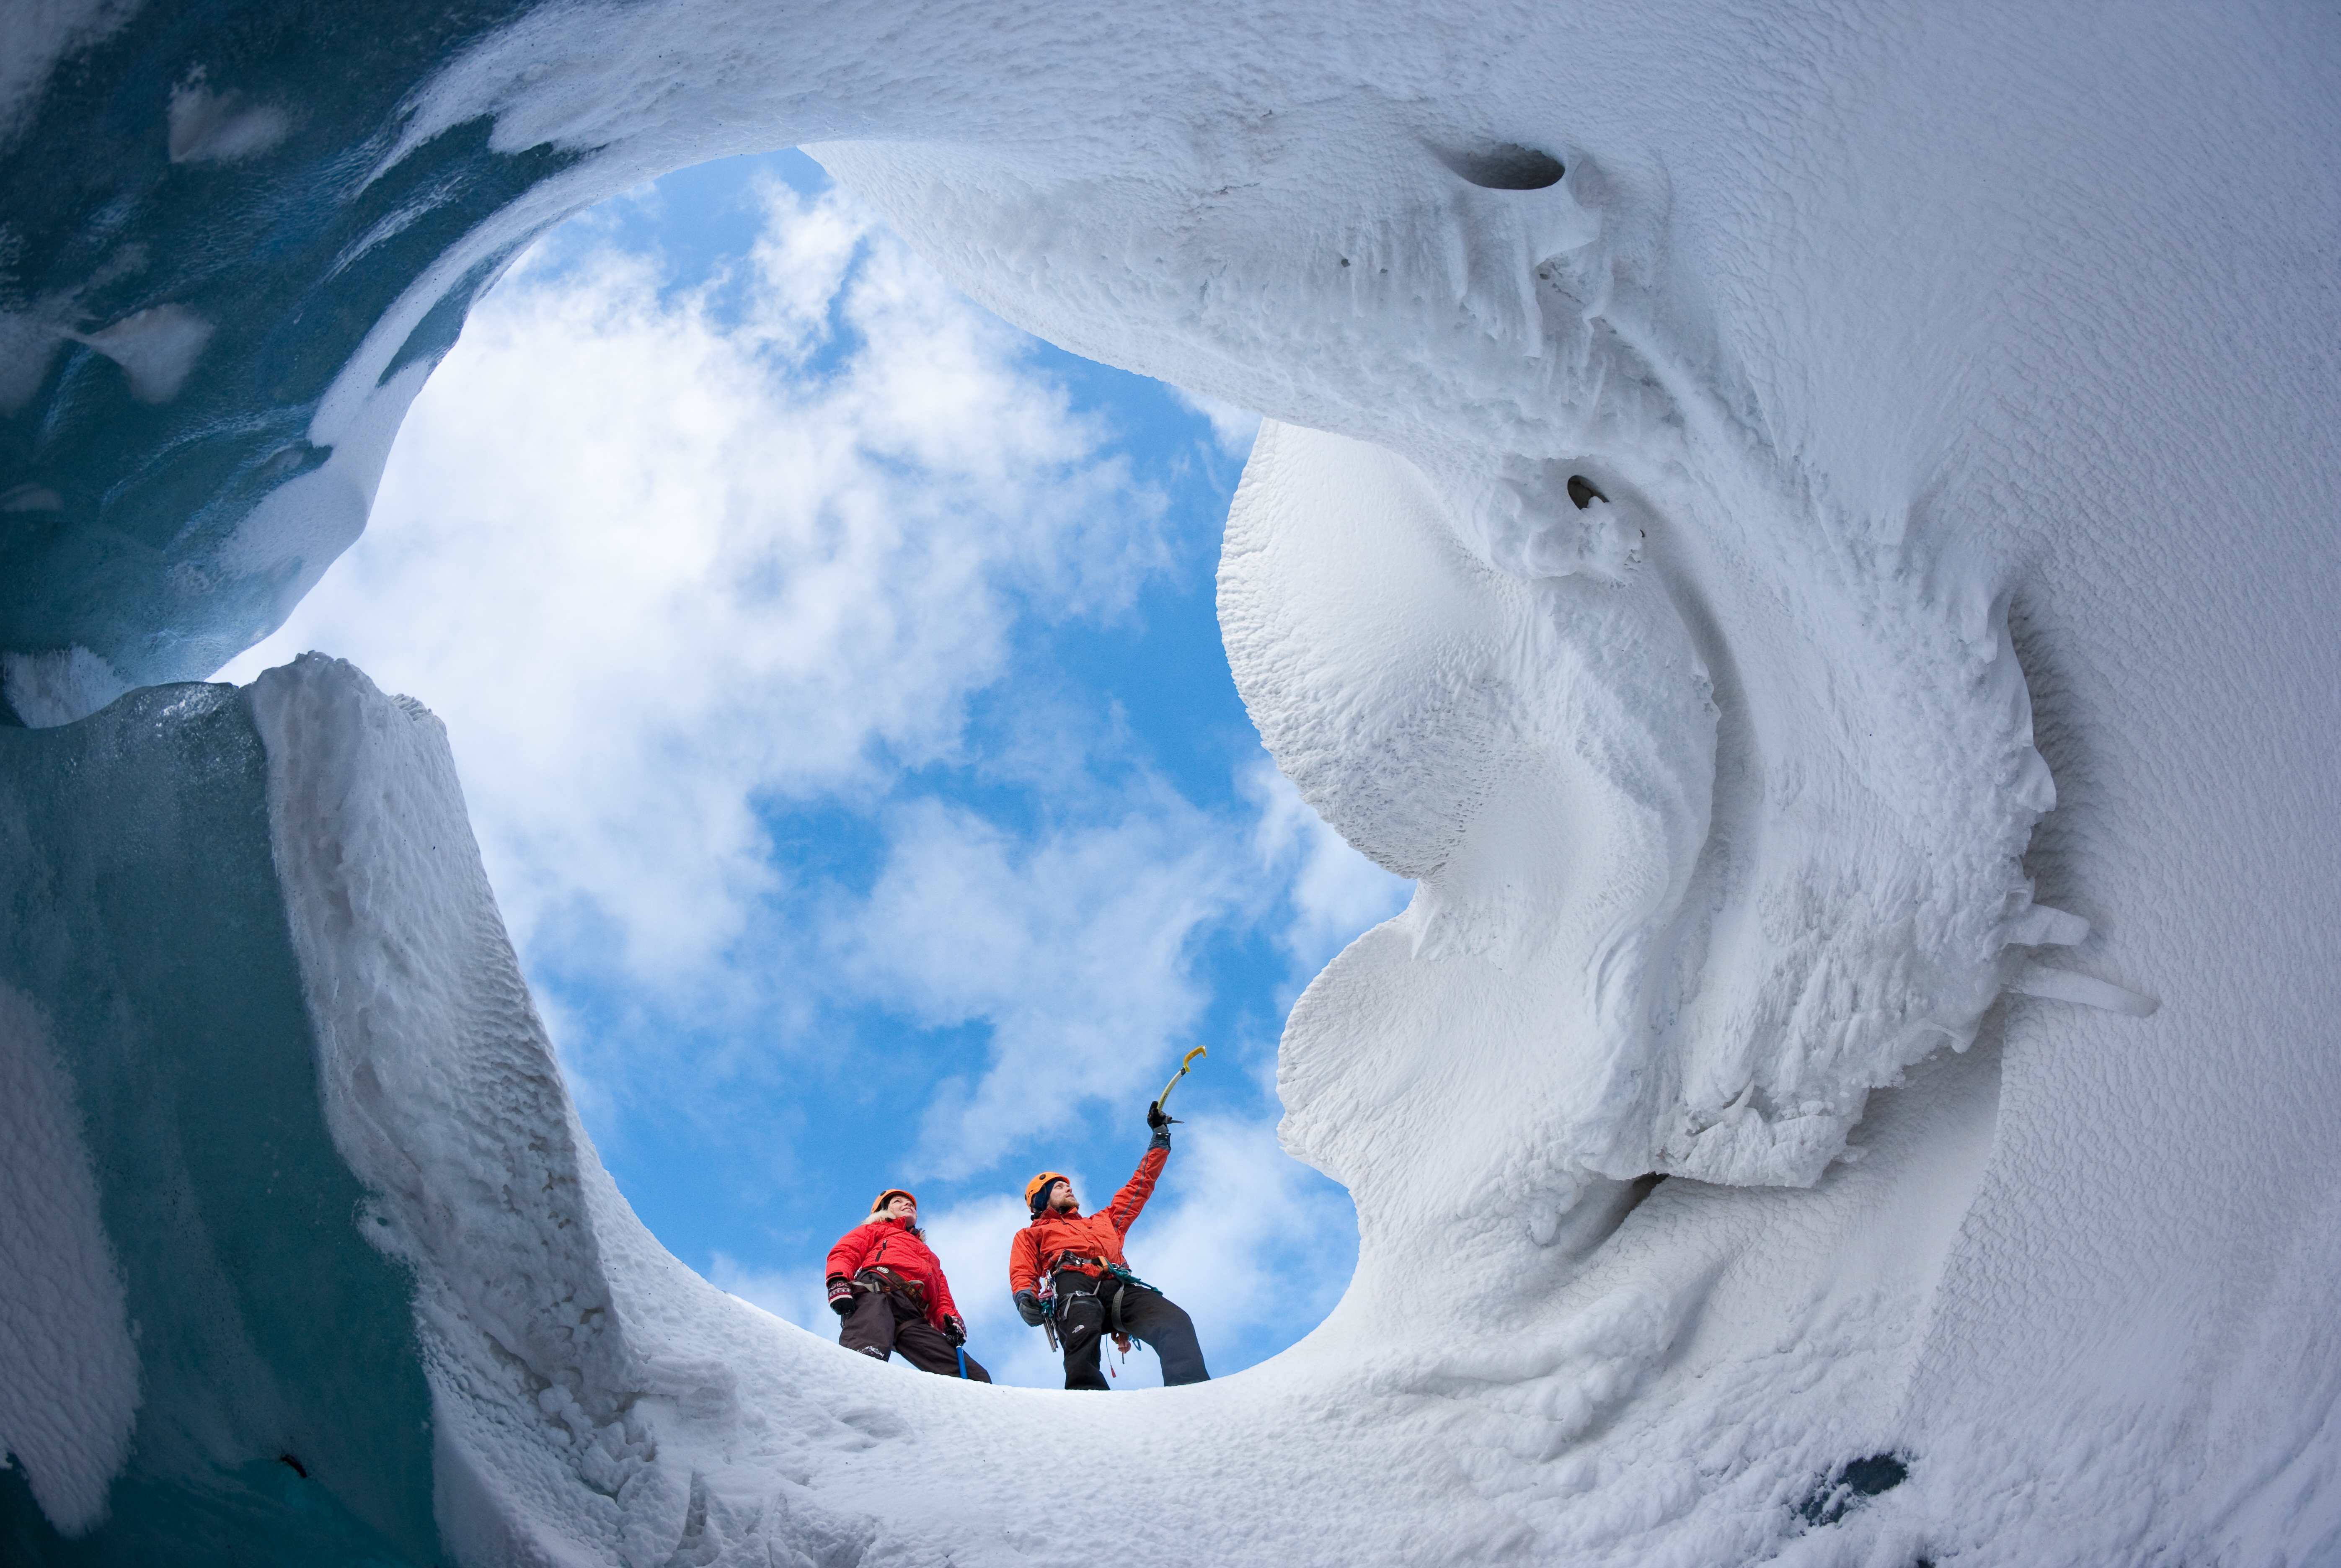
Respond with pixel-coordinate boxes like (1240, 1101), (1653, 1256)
(1155, 1047), (1208, 1114)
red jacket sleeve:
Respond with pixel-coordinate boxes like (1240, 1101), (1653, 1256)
(1008, 1227), (1040, 1295)
(928, 1255), (961, 1327)
(1106, 1146), (1168, 1235)
(825, 1222), (876, 1283)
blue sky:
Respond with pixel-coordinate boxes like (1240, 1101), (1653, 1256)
(223, 150), (1408, 1388)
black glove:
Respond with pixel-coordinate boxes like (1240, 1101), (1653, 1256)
(826, 1276), (854, 1317)
(943, 1314), (967, 1346)
(1147, 1100), (1173, 1150)
(1013, 1289), (1045, 1327)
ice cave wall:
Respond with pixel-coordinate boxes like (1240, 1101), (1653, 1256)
(0, 684), (435, 1560)
(3, 1), (2339, 1564)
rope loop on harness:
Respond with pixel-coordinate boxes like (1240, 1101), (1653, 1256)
(1043, 1255), (1163, 1294)
(1102, 1260), (1162, 1296)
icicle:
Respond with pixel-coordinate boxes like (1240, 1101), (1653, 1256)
(2007, 961), (2158, 1017)
(2006, 903), (2090, 947)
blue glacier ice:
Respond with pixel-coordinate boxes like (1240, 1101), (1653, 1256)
(1, 0), (579, 709)
(0, 684), (432, 1563)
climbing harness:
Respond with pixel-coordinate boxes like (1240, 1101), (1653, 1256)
(1043, 1258), (1163, 1364)
(852, 1265), (928, 1311)
(1039, 1254), (1163, 1297)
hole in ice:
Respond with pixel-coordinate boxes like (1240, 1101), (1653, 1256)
(1566, 474), (1607, 510)
(223, 147), (1388, 1391)
(1794, 1452), (1909, 1527)
(1439, 142), (1566, 191)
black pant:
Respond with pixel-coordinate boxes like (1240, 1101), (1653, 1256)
(840, 1289), (991, 1381)
(1052, 1269), (1209, 1390)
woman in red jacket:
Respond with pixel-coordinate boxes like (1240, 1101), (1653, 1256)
(825, 1189), (991, 1381)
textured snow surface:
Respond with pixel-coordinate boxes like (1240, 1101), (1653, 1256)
(1223, 420), (2052, 1194)
(238, 656), (2012, 1564)
(3, 0), (2340, 1563)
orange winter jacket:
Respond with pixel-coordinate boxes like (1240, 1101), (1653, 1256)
(1009, 1146), (1167, 1294)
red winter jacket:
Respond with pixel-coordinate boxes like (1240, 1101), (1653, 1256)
(825, 1217), (963, 1332)
(1009, 1146), (1167, 1295)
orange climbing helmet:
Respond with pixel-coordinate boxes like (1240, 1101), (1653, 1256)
(1024, 1171), (1068, 1215)
(870, 1187), (917, 1215)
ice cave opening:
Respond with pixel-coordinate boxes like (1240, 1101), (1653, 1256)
(204, 143), (1381, 1400)
(4, 4), (2339, 1566)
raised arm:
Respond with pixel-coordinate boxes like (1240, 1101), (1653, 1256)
(1105, 1144), (1168, 1234)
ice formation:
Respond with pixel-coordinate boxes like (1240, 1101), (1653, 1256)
(3, 2), (2338, 1564)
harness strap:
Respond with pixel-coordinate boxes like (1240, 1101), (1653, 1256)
(854, 1266), (928, 1308)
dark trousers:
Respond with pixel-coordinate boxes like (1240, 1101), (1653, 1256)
(1052, 1269), (1209, 1390)
(840, 1289), (991, 1381)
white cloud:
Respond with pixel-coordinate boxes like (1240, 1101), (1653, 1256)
(221, 179), (1165, 992)
(1124, 1114), (1356, 1367)
(1166, 382), (1263, 459)
(915, 1192), (1066, 1387)
(708, 1251), (831, 1331)
(1244, 757), (1412, 980)
(834, 793), (1254, 1176)
(823, 759), (1407, 1180)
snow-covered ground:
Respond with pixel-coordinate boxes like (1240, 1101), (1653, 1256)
(3, 1), (2339, 1563)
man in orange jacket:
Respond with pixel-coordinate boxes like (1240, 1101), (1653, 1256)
(1009, 1106), (1209, 1390)
(827, 1189), (991, 1381)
